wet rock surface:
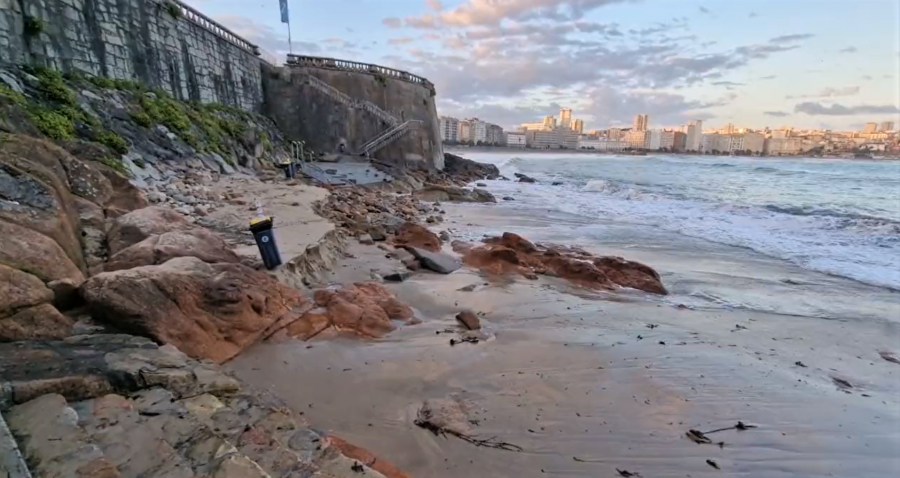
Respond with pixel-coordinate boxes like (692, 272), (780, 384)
(275, 282), (419, 340)
(392, 222), (443, 253)
(403, 247), (462, 274)
(413, 184), (496, 203)
(453, 232), (667, 294)
(81, 257), (304, 363)
(442, 153), (501, 182)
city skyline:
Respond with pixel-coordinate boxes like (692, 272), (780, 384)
(184, 0), (899, 132)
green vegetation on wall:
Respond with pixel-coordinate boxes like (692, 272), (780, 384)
(23, 16), (45, 37)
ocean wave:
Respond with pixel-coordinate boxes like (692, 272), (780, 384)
(583, 179), (646, 200)
(711, 163), (736, 168)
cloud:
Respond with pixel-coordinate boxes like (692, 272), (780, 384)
(382, 17), (402, 28)
(388, 37), (416, 45)
(759, 75), (777, 80)
(698, 6), (711, 14)
(426, 0), (444, 11)
(794, 102), (900, 116)
(212, 14), (319, 59)
(748, 12), (758, 18)
(769, 33), (815, 44)
(401, 0), (635, 29)
(839, 46), (857, 54)
(712, 81), (744, 87)
(764, 111), (789, 117)
(786, 86), (860, 99)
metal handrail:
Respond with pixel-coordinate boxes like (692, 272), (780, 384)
(166, 0), (261, 56)
(358, 120), (421, 156)
(286, 54), (433, 88)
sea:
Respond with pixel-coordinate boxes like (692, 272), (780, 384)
(457, 151), (900, 291)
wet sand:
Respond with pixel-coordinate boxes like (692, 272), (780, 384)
(229, 202), (900, 478)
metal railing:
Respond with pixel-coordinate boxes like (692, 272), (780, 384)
(303, 75), (398, 126)
(358, 120), (421, 156)
(286, 54), (433, 89)
(166, 0), (261, 56)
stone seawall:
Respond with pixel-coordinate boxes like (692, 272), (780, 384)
(0, 0), (264, 111)
(262, 61), (444, 170)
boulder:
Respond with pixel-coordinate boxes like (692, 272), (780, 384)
(413, 184), (496, 203)
(105, 229), (241, 272)
(403, 247), (461, 274)
(101, 167), (148, 218)
(0, 264), (53, 317)
(106, 206), (193, 255)
(382, 270), (411, 282)
(368, 225), (388, 242)
(0, 303), (73, 342)
(81, 257), (303, 363)
(358, 233), (375, 245)
(0, 152), (85, 271)
(0, 220), (85, 283)
(442, 153), (501, 182)
(453, 232), (667, 295)
(515, 173), (537, 183)
(593, 256), (667, 294)
(456, 310), (481, 330)
(281, 282), (418, 340)
(392, 222), (442, 252)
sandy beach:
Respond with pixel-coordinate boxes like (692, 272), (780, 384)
(229, 198), (900, 478)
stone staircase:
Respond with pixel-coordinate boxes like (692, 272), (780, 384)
(357, 120), (422, 157)
(302, 75), (398, 127)
(300, 74), (420, 159)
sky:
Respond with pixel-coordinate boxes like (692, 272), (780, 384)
(184, 0), (900, 131)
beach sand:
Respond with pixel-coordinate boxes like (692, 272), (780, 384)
(229, 200), (900, 478)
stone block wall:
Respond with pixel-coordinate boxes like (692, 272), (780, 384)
(0, 0), (264, 111)
(262, 64), (444, 170)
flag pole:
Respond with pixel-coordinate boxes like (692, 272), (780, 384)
(287, 18), (293, 55)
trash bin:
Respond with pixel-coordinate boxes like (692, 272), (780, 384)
(280, 162), (296, 179)
(249, 216), (282, 270)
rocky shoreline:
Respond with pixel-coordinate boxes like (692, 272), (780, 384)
(0, 64), (671, 478)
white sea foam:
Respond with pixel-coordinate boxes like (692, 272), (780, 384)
(459, 152), (900, 290)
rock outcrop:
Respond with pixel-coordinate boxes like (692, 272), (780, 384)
(392, 222), (442, 252)
(403, 246), (462, 274)
(105, 228), (240, 272)
(105, 206), (195, 255)
(443, 153), (501, 182)
(413, 184), (496, 203)
(515, 173), (537, 183)
(0, 220), (85, 284)
(453, 232), (667, 294)
(277, 282), (418, 340)
(81, 257), (304, 363)
(0, 264), (73, 342)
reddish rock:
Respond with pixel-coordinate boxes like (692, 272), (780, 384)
(282, 282), (418, 340)
(0, 265), (53, 317)
(456, 310), (481, 330)
(454, 232), (667, 295)
(81, 257), (304, 363)
(392, 222), (442, 252)
(105, 229), (241, 272)
(106, 206), (193, 255)
(0, 303), (73, 342)
(324, 435), (414, 478)
(593, 256), (668, 294)
(0, 150), (85, 271)
(0, 220), (85, 284)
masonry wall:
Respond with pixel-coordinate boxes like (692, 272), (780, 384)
(0, 0), (263, 111)
(262, 65), (444, 170)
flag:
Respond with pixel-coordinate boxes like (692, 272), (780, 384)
(279, 0), (289, 24)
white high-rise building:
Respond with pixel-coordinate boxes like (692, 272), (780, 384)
(686, 120), (703, 152)
(559, 108), (573, 129)
(633, 114), (649, 132)
(440, 116), (460, 142)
